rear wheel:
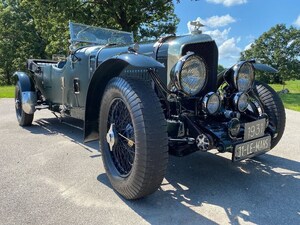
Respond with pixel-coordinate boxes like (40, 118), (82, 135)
(253, 81), (286, 149)
(99, 77), (168, 199)
(15, 82), (34, 126)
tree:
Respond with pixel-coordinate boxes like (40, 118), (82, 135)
(73, 0), (179, 41)
(218, 64), (226, 73)
(0, 0), (179, 85)
(0, 2), (44, 85)
(20, 0), (91, 56)
(20, 0), (179, 55)
(241, 24), (300, 84)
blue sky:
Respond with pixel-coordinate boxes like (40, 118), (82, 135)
(174, 0), (300, 67)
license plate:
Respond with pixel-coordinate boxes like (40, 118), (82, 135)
(233, 135), (271, 161)
(244, 118), (266, 141)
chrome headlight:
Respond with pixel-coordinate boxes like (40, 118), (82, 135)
(202, 92), (221, 115)
(233, 62), (255, 92)
(172, 54), (207, 96)
(228, 118), (240, 137)
(233, 92), (249, 112)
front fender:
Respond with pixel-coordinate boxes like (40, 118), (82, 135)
(84, 53), (164, 142)
(112, 52), (165, 68)
(253, 63), (278, 73)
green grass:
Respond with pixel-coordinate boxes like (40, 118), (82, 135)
(1, 80), (300, 111)
(269, 80), (300, 112)
(0, 85), (15, 98)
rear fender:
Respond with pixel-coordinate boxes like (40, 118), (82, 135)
(84, 53), (164, 142)
(14, 72), (36, 114)
(14, 71), (35, 92)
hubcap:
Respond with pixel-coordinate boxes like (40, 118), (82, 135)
(196, 134), (210, 151)
(106, 124), (117, 151)
(15, 99), (20, 109)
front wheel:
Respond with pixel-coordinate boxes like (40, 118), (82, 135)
(99, 77), (168, 199)
(253, 81), (286, 149)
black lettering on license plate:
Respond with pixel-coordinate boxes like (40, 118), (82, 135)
(234, 136), (271, 161)
(244, 118), (266, 141)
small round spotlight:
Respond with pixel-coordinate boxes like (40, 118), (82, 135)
(233, 92), (249, 112)
(202, 92), (221, 115)
(228, 118), (240, 138)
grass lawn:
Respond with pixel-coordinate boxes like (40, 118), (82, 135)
(269, 80), (300, 112)
(1, 80), (300, 111)
(0, 85), (15, 98)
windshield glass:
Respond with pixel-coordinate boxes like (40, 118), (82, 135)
(69, 22), (134, 47)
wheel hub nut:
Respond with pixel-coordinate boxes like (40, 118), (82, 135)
(196, 133), (210, 151)
(106, 123), (117, 151)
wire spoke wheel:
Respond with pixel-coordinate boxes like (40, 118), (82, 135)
(107, 98), (135, 177)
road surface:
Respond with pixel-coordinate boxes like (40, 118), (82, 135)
(0, 98), (299, 225)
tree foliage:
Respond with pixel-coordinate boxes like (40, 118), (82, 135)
(0, 0), (179, 85)
(241, 24), (300, 84)
(19, 0), (179, 55)
(218, 64), (226, 73)
(86, 0), (179, 41)
(0, 1), (44, 85)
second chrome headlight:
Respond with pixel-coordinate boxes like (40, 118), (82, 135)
(233, 92), (249, 112)
(172, 54), (207, 96)
(202, 92), (221, 115)
(233, 62), (255, 92)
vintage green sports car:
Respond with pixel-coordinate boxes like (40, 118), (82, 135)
(14, 22), (285, 199)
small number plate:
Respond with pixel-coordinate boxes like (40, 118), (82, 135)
(244, 118), (266, 141)
(233, 135), (271, 161)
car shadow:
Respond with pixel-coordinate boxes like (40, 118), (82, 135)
(24, 116), (100, 156)
(97, 152), (300, 225)
(25, 116), (300, 224)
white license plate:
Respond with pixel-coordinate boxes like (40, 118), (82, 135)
(233, 135), (271, 161)
(244, 118), (266, 141)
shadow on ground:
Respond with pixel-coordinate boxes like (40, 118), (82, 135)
(26, 116), (300, 225)
(25, 116), (100, 156)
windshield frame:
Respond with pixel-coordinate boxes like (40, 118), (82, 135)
(69, 21), (134, 48)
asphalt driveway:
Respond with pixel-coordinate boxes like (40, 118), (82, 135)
(0, 98), (299, 225)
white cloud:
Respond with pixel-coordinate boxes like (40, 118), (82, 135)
(201, 15), (236, 28)
(219, 38), (241, 60)
(206, 29), (241, 66)
(244, 42), (253, 51)
(293, 15), (300, 28)
(204, 28), (231, 45)
(187, 15), (242, 67)
(206, 0), (247, 7)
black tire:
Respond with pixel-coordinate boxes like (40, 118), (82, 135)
(15, 82), (34, 126)
(99, 77), (168, 199)
(253, 81), (286, 149)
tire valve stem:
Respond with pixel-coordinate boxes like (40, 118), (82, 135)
(118, 133), (135, 147)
